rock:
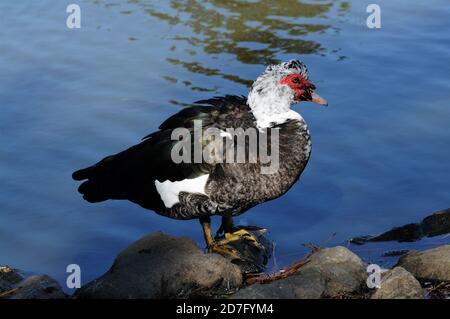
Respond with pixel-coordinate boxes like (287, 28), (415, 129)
(75, 232), (243, 299)
(381, 250), (409, 257)
(232, 246), (366, 299)
(371, 267), (423, 299)
(350, 223), (423, 244)
(371, 223), (423, 242)
(421, 209), (450, 237)
(0, 266), (23, 293)
(301, 246), (368, 297)
(0, 267), (65, 299)
(7, 275), (67, 299)
(396, 245), (450, 282)
(350, 208), (450, 244)
(231, 267), (326, 299)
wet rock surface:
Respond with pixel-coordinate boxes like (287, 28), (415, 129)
(231, 246), (366, 299)
(421, 209), (450, 237)
(1, 266), (66, 299)
(396, 245), (450, 282)
(6, 275), (67, 299)
(231, 267), (326, 299)
(0, 266), (23, 293)
(350, 208), (450, 244)
(75, 232), (243, 299)
(371, 267), (423, 299)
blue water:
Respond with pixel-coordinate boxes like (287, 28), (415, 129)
(1, 1), (449, 293)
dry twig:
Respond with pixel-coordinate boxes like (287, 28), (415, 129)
(0, 287), (18, 298)
(245, 251), (314, 285)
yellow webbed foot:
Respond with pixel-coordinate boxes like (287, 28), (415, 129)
(209, 227), (271, 274)
(217, 228), (266, 250)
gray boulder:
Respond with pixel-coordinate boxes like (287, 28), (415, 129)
(0, 266), (23, 293)
(396, 245), (450, 282)
(7, 275), (67, 299)
(231, 267), (326, 299)
(371, 267), (423, 299)
(75, 232), (243, 299)
(232, 246), (366, 299)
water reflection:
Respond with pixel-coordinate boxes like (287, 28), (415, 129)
(106, 0), (349, 89)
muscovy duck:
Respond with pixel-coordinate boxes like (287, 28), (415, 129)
(72, 59), (327, 257)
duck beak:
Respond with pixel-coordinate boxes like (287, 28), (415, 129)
(310, 92), (328, 106)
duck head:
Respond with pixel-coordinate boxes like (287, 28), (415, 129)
(248, 59), (327, 127)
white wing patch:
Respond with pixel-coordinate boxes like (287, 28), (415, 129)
(155, 174), (209, 208)
(255, 110), (303, 129)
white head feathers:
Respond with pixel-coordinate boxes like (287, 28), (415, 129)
(248, 60), (309, 128)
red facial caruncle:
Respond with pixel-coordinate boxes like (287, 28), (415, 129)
(279, 73), (327, 106)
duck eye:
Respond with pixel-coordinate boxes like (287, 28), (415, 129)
(292, 77), (300, 84)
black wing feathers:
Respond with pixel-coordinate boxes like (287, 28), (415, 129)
(72, 95), (251, 208)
